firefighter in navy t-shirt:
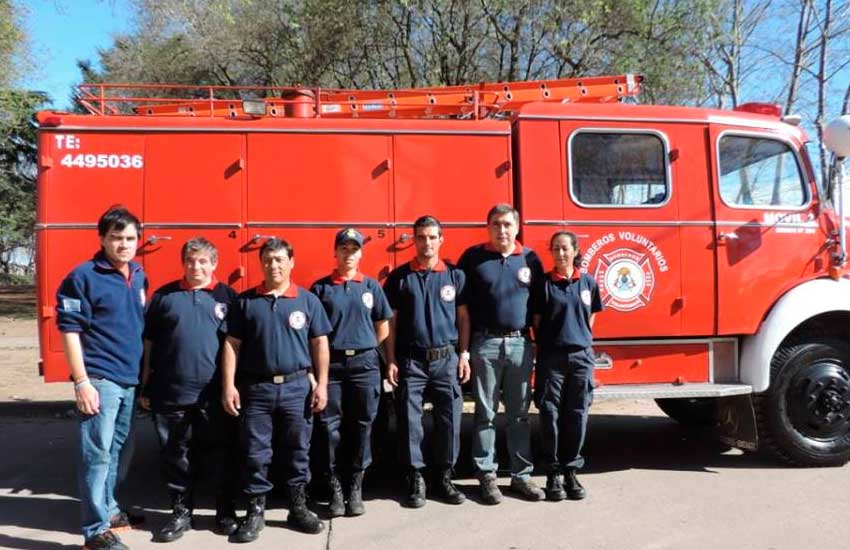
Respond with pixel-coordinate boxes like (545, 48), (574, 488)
(221, 238), (331, 543)
(383, 215), (471, 508)
(532, 231), (602, 501)
(310, 228), (392, 518)
(140, 237), (239, 542)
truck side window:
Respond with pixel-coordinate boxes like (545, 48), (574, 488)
(570, 132), (669, 207)
(718, 135), (806, 207)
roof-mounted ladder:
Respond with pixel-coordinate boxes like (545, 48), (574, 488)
(76, 74), (642, 119)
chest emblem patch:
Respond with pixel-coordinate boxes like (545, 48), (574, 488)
(362, 292), (374, 309)
(139, 289), (146, 307)
(440, 284), (456, 302)
(517, 266), (531, 284)
(289, 310), (307, 330)
(580, 289), (592, 307)
(214, 302), (228, 320)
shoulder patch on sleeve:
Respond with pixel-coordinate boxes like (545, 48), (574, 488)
(62, 298), (81, 312)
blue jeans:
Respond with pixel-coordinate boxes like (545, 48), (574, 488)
(471, 334), (535, 479)
(78, 378), (136, 539)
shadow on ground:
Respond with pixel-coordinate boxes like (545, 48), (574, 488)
(0, 403), (786, 546)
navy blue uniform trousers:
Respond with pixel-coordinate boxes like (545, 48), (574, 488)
(153, 401), (239, 504)
(240, 375), (313, 495)
(536, 347), (595, 471)
(315, 349), (381, 475)
(396, 352), (462, 469)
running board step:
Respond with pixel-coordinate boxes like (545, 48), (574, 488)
(594, 383), (753, 400)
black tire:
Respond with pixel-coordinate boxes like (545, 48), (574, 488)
(655, 397), (719, 426)
(756, 339), (850, 466)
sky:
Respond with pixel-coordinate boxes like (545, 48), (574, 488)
(21, 0), (134, 110)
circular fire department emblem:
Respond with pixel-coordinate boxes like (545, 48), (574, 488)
(594, 248), (655, 312)
(440, 284), (456, 302)
(289, 310), (306, 330)
(214, 302), (228, 320)
(517, 267), (531, 284)
(362, 292), (374, 309)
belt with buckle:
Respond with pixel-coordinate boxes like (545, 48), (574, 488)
(330, 348), (374, 363)
(482, 329), (528, 338)
(409, 344), (455, 362)
(250, 369), (311, 385)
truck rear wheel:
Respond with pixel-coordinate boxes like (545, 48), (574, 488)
(655, 398), (718, 426)
(757, 339), (850, 466)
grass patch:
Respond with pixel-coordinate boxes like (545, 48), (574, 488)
(0, 285), (36, 319)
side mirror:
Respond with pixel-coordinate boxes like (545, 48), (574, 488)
(824, 116), (850, 158)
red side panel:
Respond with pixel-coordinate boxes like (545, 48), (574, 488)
(391, 133), (512, 264)
(40, 132), (145, 221)
(144, 134), (243, 223)
(246, 133), (394, 286)
(594, 342), (710, 385)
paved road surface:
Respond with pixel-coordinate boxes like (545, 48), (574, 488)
(1, 405), (846, 550)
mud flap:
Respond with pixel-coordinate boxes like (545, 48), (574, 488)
(717, 394), (758, 451)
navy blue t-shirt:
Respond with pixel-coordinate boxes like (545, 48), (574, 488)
(458, 242), (544, 333)
(56, 251), (147, 386)
(310, 271), (392, 351)
(144, 278), (237, 407)
(227, 283), (332, 378)
(383, 259), (465, 352)
(534, 270), (603, 350)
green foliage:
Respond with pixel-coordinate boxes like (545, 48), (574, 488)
(0, 0), (26, 87)
(0, 89), (45, 273)
(80, 0), (723, 104)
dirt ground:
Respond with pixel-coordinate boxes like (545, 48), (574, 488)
(0, 285), (73, 403)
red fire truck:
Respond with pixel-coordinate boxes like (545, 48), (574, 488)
(34, 75), (850, 466)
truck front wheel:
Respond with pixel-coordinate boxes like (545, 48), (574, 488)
(655, 398), (718, 426)
(757, 339), (850, 466)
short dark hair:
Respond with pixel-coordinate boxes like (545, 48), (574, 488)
(259, 237), (294, 260)
(486, 203), (519, 224)
(97, 205), (141, 237)
(181, 236), (218, 264)
(549, 230), (582, 268)
(413, 215), (442, 236)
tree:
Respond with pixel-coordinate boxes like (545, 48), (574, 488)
(0, 1), (42, 276)
(81, 0), (721, 106)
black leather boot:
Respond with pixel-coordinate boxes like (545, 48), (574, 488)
(287, 484), (324, 534)
(564, 469), (587, 500)
(346, 471), (365, 516)
(403, 468), (426, 508)
(214, 496), (239, 536)
(157, 493), (193, 543)
(229, 495), (265, 543)
(545, 473), (567, 502)
(434, 467), (465, 505)
(328, 473), (345, 518)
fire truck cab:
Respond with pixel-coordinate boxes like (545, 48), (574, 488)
(35, 75), (850, 466)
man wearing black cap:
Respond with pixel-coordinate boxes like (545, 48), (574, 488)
(310, 227), (392, 517)
(221, 238), (331, 543)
